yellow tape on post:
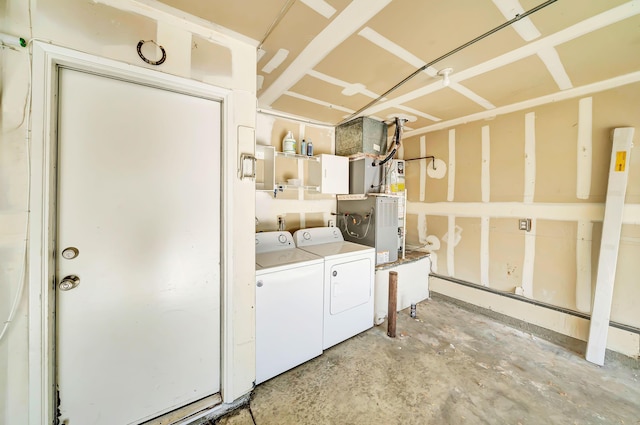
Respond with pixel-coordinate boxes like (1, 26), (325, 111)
(615, 151), (626, 172)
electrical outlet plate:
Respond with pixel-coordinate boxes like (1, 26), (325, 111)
(519, 218), (531, 232)
(328, 219), (335, 227)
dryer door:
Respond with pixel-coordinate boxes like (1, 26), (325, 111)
(330, 258), (372, 314)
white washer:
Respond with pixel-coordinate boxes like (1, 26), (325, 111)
(294, 227), (375, 349)
(255, 231), (323, 384)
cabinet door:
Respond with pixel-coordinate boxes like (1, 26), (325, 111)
(311, 154), (349, 194)
(255, 145), (275, 190)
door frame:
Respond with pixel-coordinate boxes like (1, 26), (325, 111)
(28, 42), (234, 425)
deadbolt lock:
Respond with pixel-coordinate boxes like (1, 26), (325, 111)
(59, 275), (80, 291)
(62, 247), (79, 259)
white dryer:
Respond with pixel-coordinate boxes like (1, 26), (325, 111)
(293, 227), (375, 349)
(255, 231), (324, 384)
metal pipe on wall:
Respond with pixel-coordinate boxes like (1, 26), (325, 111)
(338, 0), (559, 125)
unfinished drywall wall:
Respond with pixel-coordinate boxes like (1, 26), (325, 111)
(405, 81), (640, 357)
(611, 224), (640, 328)
(489, 114), (525, 202)
(451, 122), (483, 202)
(488, 218), (525, 292)
(534, 100), (583, 203)
(593, 85), (640, 204)
(533, 220), (578, 310)
(422, 215), (449, 274)
(0, 1), (257, 423)
(255, 113), (336, 233)
(453, 217), (481, 285)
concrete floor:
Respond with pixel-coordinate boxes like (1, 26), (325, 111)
(215, 297), (640, 425)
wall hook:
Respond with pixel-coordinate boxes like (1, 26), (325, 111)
(137, 40), (167, 66)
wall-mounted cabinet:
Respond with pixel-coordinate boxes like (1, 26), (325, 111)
(308, 154), (349, 194)
(256, 147), (348, 195)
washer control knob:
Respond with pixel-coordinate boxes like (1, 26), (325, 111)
(257, 280), (264, 288)
(303, 231), (311, 240)
(278, 234), (287, 244)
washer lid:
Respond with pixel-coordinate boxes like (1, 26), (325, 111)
(256, 248), (322, 268)
(298, 241), (374, 259)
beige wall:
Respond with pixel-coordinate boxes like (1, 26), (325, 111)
(488, 218), (525, 292)
(0, 1), (257, 423)
(405, 82), (640, 356)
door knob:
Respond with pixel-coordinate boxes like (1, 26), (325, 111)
(59, 275), (80, 291)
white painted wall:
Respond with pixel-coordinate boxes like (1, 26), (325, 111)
(0, 1), (257, 423)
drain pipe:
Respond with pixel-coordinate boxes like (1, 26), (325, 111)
(338, 0), (558, 125)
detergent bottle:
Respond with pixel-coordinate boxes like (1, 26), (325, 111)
(282, 131), (296, 154)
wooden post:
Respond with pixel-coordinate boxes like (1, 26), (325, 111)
(387, 271), (398, 338)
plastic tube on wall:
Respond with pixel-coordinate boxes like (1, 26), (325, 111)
(0, 32), (27, 47)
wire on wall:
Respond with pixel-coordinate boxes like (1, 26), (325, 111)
(0, 0), (45, 344)
(258, 0), (296, 50)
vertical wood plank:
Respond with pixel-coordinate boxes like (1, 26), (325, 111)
(586, 127), (634, 365)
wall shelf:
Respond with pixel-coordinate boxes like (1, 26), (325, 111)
(275, 151), (320, 162)
(275, 184), (320, 192)
(256, 146), (348, 196)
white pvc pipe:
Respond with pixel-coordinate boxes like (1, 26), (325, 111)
(0, 32), (26, 47)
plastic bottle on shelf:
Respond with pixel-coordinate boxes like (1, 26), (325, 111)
(306, 139), (313, 156)
(282, 131), (296, 154)
(300, 139), (307, 156)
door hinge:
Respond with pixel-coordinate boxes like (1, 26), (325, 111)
(55, 386), (61, 425)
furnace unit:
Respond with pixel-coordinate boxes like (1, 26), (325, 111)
(337, 194), (399, 265)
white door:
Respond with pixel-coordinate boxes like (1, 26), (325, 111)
(56, 68), (221, 425)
